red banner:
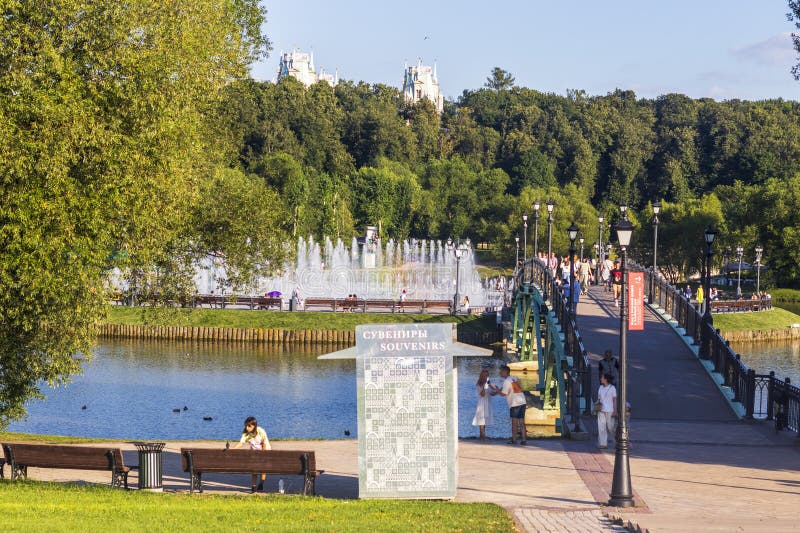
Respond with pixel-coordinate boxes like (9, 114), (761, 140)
(628, 271), (644, 331)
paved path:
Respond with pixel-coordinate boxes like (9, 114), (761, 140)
(5, 284), (800, 531)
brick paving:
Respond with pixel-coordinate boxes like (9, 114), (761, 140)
(513, 508), (630, 533)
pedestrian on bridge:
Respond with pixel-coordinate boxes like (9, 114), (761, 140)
(598, 350), (619, 385)
(596, 373), (617, 449)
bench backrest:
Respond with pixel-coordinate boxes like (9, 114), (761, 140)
(180, 448), (316, 475)
(2, 443), (125, 471)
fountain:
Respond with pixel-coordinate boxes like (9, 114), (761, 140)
(194, 235), (500, 307)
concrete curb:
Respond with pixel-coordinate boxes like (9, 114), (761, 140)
(648, 304), (746, 419)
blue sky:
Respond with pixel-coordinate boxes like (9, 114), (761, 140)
(252, 0), (799, 101)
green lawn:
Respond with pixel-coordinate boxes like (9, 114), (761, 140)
(0, 481), (514, 532)
(0, 431), (109, 444)
(712, 308), (800, 332)
(106, 306), (496, 334)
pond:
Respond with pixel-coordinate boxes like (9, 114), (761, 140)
(8, 340), (514, 441)
(730, 338), (800, 385)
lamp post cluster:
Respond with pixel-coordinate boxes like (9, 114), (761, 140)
(609, 204), (634, 508)
(596, 215), (604, 285)
(736, 245), (744, 298)
(700, 227), (716, 360)
(567, 223), (579, 319)
(452, 240), (469, 315)
(522, 213), (528, 263)
(755, 245), (763, 296)
(650, 201), (660, 304)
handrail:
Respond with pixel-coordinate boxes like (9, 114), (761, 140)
(632, 261), (799, 435)
(515, 258), (592, 426)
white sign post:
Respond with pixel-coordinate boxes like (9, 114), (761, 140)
(356, 323), (457, 499)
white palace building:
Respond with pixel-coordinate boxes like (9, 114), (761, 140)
(277, 51), (443, 113)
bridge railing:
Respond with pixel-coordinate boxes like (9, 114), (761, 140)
(635, 262), (800, 435)
(518, 259), (593, 420)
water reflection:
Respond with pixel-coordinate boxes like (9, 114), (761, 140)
(730, 339), (800, 384)
(9, 340), (513, 441)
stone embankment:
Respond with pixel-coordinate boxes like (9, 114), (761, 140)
(721, 327), (800, 342)
(98, 324), (499, 346)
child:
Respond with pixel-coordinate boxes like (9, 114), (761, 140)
(232, 416), (271, 492)
(490, 365), (527, 445)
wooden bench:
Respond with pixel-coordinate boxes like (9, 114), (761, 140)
(235, 296), (283, 310)
(423, 300), (453, 314)
(304, 298), (336, 311)
(1, 443), (130, 488)
(180, 448), (323, 495)
(193, 295), (228, 308)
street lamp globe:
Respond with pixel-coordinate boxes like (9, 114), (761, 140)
(567, 223), (579, 242)
(546, 199), (555, 214)
(616, 219), (634, 247)
(652, 201), (661, 216)
(533, 200), (541, 213)
(705, 227), (717, 245)
(579, 236), (585, 246)
(619, 202), (628, 219)
(522, 213), (528, 223)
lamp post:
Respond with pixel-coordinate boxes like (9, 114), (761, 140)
(533, 201), (541, 259)
(755, 246), (763, 296)
(567, 223), (579, 319)
(736, 245), (744, 298)
(650, 201), (660, 304)
(609, 214), (635, 508)
(453, 242), (467, 314)
(701, 227), (716, 360)
(545, 199), (555, 298)
(515, 235), (520, 268)
(523, 213), (528, 263)
(596, 215), (604, 285)
(579, 236), (585, 262)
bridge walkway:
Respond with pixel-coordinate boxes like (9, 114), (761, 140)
(578, 283), (736, 422)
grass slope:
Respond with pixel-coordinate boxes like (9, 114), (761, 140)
(0, 481), (514, 532)
(106, 307), (496, 334)
(711, 308), (800, 332)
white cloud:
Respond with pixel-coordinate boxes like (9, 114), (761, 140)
(732, 32), (796, 66)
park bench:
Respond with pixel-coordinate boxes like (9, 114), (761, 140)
(422, 300), (453, 314)
(180, 448), (323, 495)
(336, 298), (365, 312)
(1, 443), (131, 488)
(304, 298), (336, 311)
(193, 294), (227, 308)
(235, 296), (283, 311)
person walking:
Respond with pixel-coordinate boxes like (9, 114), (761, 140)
(596, 374), (617, 449)
(472, 369), (495, 440)
(696, 284), (705, 313)
(611, 260), (623, 306)
(232, 416), (271, 492)
(598, 349), (620, 386)
(578, 258), (592, 295)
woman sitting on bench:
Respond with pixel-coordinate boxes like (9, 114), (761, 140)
(232, 416), (271, 492)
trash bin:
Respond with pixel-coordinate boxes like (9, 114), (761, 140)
(133, 442), (166, 491)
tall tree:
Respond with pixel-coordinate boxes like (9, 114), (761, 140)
(0, 0), (269, 426)
(485, 67), (516, 91)
(789, 1), (800, 79)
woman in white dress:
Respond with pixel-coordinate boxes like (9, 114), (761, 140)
(472, 369), (495, 440)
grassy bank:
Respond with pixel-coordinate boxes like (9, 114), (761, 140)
(712, 308), (800, 332)
(0, 431), (108, 444)
(0, 481), (514, 532)
(106, 306), (496, 334)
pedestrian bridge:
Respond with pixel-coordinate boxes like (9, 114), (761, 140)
(508, 260), (591, 436)
(509, 257), (800, 437)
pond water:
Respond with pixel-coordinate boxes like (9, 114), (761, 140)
(8, 340), (513, 441)
(730, 339), (800, 384)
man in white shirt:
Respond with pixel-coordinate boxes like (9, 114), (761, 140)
(491, 365), (527, 445)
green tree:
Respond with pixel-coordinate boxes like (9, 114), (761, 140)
(0, 0), (269, 426)
(789, 1), (800, 79)
(485, 68), (516, 91)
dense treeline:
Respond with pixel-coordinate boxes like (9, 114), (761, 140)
(220, 72), (800, 284)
